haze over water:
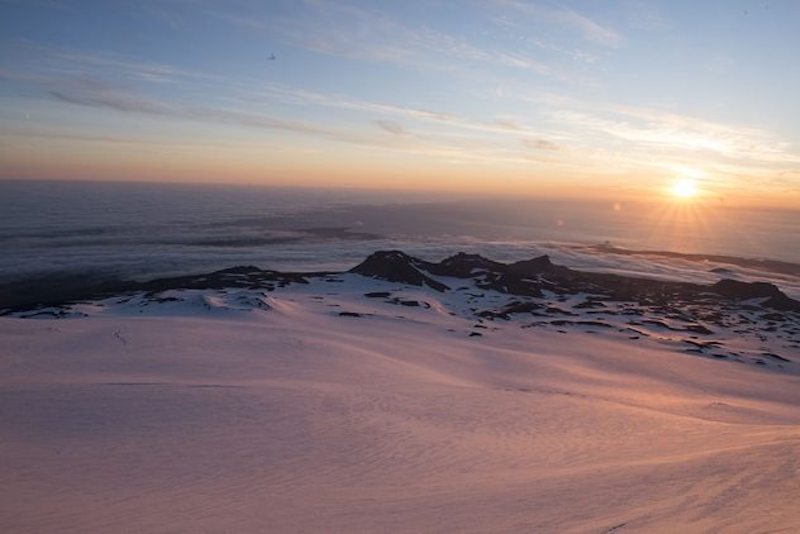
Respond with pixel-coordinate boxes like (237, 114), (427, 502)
(1, 180), (798, 286)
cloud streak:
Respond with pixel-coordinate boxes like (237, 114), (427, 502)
(50, 80), (348, 138)
(493, 0), (622, 47)
(217, 0), (557, 78)
(49, 79), (170, 114)
(374, 120), (405, 135)
(550, 105), (800, 166)
(5, 42), (218, 84)
(247, 82), (562, 140)
(16, 73), (556, 169)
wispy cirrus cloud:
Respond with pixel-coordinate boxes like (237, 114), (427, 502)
(44, 77), (344, 139)
(550, 105), (800, 165)
(523, 138), (561, 151)
(247, 82), (562, 140)
(492, 0), (622, 47)
(216, 0), (556, 77)
(374, 120), (405, 136)
(620, 0), (669, 31)
(48, 78), (170, 114)
(51, 50), (212, 83)
(250, 83), (452, 123)
(3, 41), (218, 84)
(7, 72), (557, 168)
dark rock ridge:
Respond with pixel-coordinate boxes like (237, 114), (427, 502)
(348, 251), (566, 298)
(349, 250), (800, 313)
(2, 250), (799, 315)
(349, 251), (449, 292)
(711, 279), (783, 299)
(0, 266), (316, 313)
(709, 279), (800, 311)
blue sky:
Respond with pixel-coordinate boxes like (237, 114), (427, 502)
(1, 0), (798, 205)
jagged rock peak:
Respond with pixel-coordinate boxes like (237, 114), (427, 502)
(349, 250), (449, 292)
(360, 250), (415, 263)
(507, 255), (559, 275)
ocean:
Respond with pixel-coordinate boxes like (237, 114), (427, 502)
(1, 180), (799, 288)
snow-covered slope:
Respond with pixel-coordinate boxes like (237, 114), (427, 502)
(2, 255), (799, 532)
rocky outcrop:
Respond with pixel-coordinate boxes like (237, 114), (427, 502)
(507, 255), (564, 276)
(711, 279), (783, 299)
(428, 252), (506, 278)
(348, 252), (800, 314)
(4, 250), (799, 316)
(709, 279), (800, 311)
(349, 251), (449, 292)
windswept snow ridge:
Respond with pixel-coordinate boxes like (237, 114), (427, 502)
(1, 250), (799, 532)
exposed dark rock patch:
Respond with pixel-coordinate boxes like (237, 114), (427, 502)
(575, 299), (607, 309)
(504, 301), (543, 314)
(685, 324), (714, 335)
(349, 251), (448, 292)
(477, 273), (543, 297)
(711, 279), (783, 300)
(683, 339), (722, 350)
(506, 255), (564, 276)
(762, 352), (791, 362)
(0, 266), (313, 314)
(577, 320), (613, 329)
(427, 252), (505, 278)
(364, 291), (392, 298)
(763, 293), (800, 312)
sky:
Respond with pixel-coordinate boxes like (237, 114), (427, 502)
(1, 0), (799, 206)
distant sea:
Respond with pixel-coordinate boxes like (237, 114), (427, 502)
(1, 180), (799, 286)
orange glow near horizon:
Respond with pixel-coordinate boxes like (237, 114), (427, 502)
(2, 139), (800, 209)
(1, 2), (799, 213)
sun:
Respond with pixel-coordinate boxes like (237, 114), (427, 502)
(670, 178), (699, 199)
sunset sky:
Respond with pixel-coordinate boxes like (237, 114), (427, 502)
(1, 0), (798, 205)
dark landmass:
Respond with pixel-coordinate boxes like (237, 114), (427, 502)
(350, 251), (800, 312)
(0, 267), (318, 312)
(0, 273), (130, 314)
(3, 250), (799, 317)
